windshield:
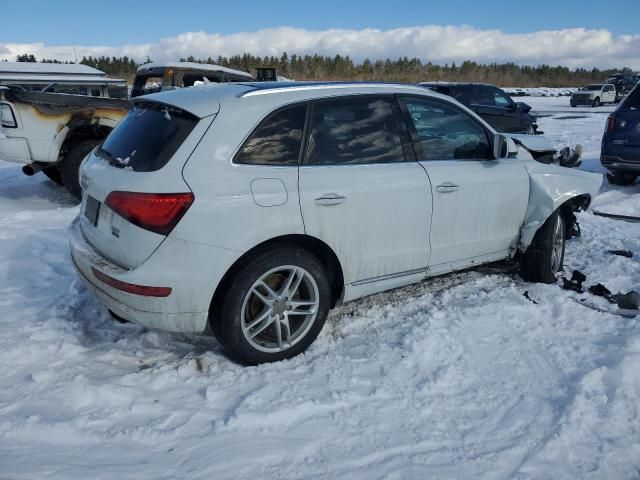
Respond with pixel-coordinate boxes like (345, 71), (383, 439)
(582, 85), (603, 91)
(96, 103), (198, 172)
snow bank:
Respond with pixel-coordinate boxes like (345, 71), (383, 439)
(0, 97), (639, 479)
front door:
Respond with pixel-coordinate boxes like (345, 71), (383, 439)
(399, 95), (530, 273)
(298, 96), (432, 284)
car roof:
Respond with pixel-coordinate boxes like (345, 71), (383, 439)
(139, 81), (439, 118)
(419, 82), (498, 88)
(136, 61), (253, 79)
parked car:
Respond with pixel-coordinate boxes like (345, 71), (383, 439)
(0, 62), (274, 198)
(601, 83), (640, 185)
(605, 73), (639, 102)
(68, 82), (601, 364)
(570, 84), (617, 107)
(418, 82), (538, 134)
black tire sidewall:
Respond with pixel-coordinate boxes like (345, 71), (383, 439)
(607, 172), (637, 186)
(213, 247), (331, 365)
(521, 210), (565, 283)
(59, 140), (100, 199)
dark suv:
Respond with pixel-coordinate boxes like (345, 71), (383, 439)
(601, 84), (640, 185)
(419, 83), (538, 134)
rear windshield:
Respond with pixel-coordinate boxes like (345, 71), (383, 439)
(97, 103), (198, 172)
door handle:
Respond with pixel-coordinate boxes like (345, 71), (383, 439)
(315, 193), (347, 206)
(436, 183), (460, 193)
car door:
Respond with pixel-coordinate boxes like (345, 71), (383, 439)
(398, 95), (530, 274)
(298, 95), (432, 286)
(470, 86), (526, 133)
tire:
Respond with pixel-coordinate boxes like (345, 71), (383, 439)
(42, 166), (63, 185)
(212, 246), (331, 365)
(592, 97), (600, 107)
(59, 140), (100, 200)
(607, 171), (637, 186)
(520, 210), (565, 283)
(570, 102), (576, 108)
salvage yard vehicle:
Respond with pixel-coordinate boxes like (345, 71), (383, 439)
(419, 82), (538, 134)
(0, 62), (271, 198)
(131, 61), (255, 97)
(68, 81), (602, 365)
(605, 73), (639, 102)
(570, 84), (616, 107)
(601, 83), (640, 185)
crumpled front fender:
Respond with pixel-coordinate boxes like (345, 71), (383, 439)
(519, 161), (602, 250)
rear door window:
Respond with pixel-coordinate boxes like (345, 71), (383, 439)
(305, 97), (404, 165)
(401, 96), (492, 160)
(97, 103), (198, 172)
(235, 104), (307, 165)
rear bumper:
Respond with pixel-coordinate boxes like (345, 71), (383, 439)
(601, 142), (640, 172)
(69, 216), (239, 333)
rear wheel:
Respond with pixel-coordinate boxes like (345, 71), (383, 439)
(607, 171), (637, 186)
(42, 166), (63, 185)
(212, 247), (331, 365)
(520, 210), (565, 283)
(59, 140), (100, 200)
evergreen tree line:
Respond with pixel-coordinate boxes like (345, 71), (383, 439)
(12, 52), (636, 87)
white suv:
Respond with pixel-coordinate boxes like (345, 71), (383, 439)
(69, 82), (601, 364)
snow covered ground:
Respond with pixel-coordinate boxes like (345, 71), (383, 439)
(1, 96), (639, 479)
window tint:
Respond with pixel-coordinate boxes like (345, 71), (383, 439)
(451, 86), (474, 105)
(625, 86), (640, 109)
(402, 97), (492, 161)
(97, 103), (198, 172)
(306, 97), (404, 165)
(492, 88), (513, 107)
(235, 105), (307, 165)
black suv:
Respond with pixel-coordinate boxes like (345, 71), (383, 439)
(419, 83), (538, 134)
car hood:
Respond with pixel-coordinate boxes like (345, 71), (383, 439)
(573, 91), (597, 97)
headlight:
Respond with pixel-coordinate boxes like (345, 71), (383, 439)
(0, 103), (17, 128)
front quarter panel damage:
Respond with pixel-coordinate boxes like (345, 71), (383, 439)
(519, 161), (602, 250)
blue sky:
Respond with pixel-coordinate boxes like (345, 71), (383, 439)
(2, 1), (639, 69)
(4, 0), (639, 45)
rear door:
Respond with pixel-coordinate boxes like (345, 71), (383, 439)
(471, 86), (526, 133)
(298, 95), (432, 284)
(399, 95), (529, 273)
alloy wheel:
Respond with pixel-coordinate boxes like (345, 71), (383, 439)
(240, 265), (320, 353)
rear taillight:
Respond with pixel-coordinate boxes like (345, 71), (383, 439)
(105, 191), (194, 236)
(92, 268), (172, 297)
(606, 114), (616, 133)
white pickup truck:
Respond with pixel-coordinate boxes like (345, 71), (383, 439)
(570, 83), (617, 107)
(0, 62), (260, 198)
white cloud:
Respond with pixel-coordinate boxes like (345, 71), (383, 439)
(1, 25), (639, 69)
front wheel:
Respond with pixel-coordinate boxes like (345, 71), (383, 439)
(592, 97), (601, 107)
(212, 247), (331, 365)
(607, 171), (637, 186)
(520, 210), (565, 283)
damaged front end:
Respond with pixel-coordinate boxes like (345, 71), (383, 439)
(510, 134), (583, 168)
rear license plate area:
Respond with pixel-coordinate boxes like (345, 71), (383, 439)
(85, 196), (100, 226)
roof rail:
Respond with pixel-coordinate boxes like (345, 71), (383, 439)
(240, 82), (426, 97)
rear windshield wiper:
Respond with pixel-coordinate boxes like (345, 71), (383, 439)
(96, 146), (128, 169)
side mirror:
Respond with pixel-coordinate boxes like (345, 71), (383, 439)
(515, 102), (531, 113)
(493, 134), (519, 159)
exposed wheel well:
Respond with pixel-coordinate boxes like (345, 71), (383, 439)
(559, 194), (591, 237)
(208, 234), (345, 330)
(59, 124), (112, 161)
